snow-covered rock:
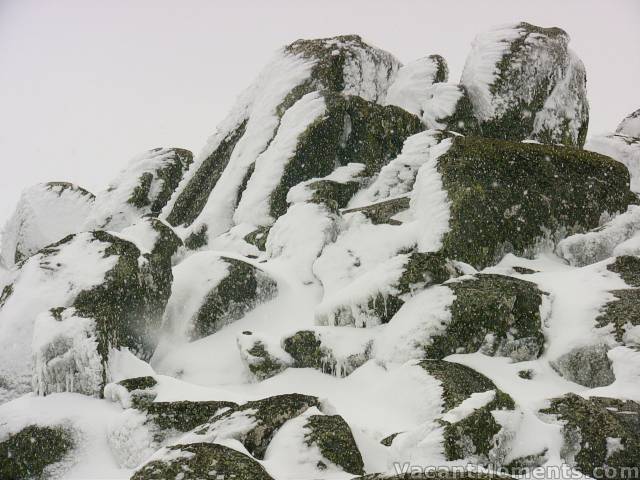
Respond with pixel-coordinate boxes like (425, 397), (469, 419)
(1, 220), (180, 401)
(586, 109), (640, 193)
(86, 147), (192, 231)
(540, 394), (640, 477)
(160, 252), (278, 342)
(1, 182), (94, 267)
(461, 22), (589, 146)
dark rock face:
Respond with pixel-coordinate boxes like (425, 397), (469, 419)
(131, 442), (275, 480)
(303, 414), (364, 474)
(437, 136), (634, 269)
(420, 360), (515, 465)
(607, 255), (640, 288)
(0, 424), (74, 479)
(596, 288), (640, 345)
(540, 394), (640, 478)
(422, 274), (547, 361)
(550, 344), (615, 388)
(189, 256), (278, 340)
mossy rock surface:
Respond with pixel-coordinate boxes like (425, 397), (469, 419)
(0, 424), (74, 480)
(437, 136), (633, 269)
(607, 255), (640, 287)
(596, 289), (640, 344)
(128, 148), (193, 215)
(244, 226), (271, 252)
(282, 330), (326, 370)
(424, 274), (546, 360)
(304, 414), (364, 475)
(190, 256), (278, 340)
(69, 226), (179, 365)
(343, 196), (410, 225)
(200, 393), (320, 459)
(239, 332), (289, 380)
(420, 360), (515, 463)
(145, 400), (237, 432)
(166, 122), (247, 227)
(550, 344), (615, 388)
(307, 179), (362, 211)
(540, 394), (640, 477)
(131, 442), (274, 480)
(268, 92), (422, 221)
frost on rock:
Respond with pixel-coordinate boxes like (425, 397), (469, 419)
(163, 35), (402, 236)
(86, 148), (192, 231)
(161, 252), (278, 341)
(586, 109), (640, 193)
(32, 308), (103, 397)
(461, 22), (588, 146)
(540, 394), (640, 477)
(616, 108), (640, 139)
(1, 223), (180, 401)
(131, 443), (275, 480)
(557, 206), (640, 266)
(282, 327), (374, 376)
(1, 182), (94, 267)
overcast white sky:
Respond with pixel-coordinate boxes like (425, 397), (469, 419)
(1, 0), (639, 225)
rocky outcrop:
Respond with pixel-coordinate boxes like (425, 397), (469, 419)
(1, 182), (94, 267)
(87, 148), (192, 231)
(461, 22), (588, 146)
(540, 394), (640, 477)
(0, 424), (74, 479)
(303, 414), (364, 475)
(131, 443), (274, 480)
(162, 252), (278, 341)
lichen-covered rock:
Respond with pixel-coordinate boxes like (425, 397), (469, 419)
(550, 344), (615, 388)
(437, 136), (634, 269)
(86, 148), (192, 231)
(557, 207), (640, 267)
(1, 182), (94, 267)
(461, 22), (588, 146)
(23, 219), (181, 396)
(282, 328), (373, 376)
(104, 376), (159, 409)
(0, 424), (74, 479)
(162, 252), (278, 341)
(421, 83), (479, 133)
(237, 331), (292, 380)
(384, 360), (516, 465)
(303, 414), (364, 475)
(540, 394), (640, 477)
(163, 35), (403, 235)
(194, 393), (321, 459)
(343, 196), (411, 225)
(607, 255), (640, 288)
(425, 360), (515, 464)
(316, 251), (461, 327)
(595, 288), (640, 347)
(131, 443), (274, 480)
(428, 274), (547, 361)
(5, 221), (180, 399)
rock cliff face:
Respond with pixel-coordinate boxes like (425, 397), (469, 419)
(1, 24), (639, 480)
